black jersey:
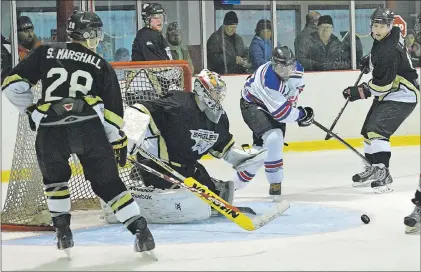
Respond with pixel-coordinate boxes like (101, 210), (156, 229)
(369, 26), (419, 102)
(135, 91), (234, 166)
(131, 27), (172, 61)
(2, 42), (124, 141)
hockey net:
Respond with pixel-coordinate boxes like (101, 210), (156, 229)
(1, 60), (192, 231)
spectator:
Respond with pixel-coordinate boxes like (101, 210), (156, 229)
(1, 35), (12, 84)
(340, 30), (363, 68)
(132, 3), (173, 61)
(405, 30), (420, 66)
(249, 19), (273, 72)
(298, 15), (350, 71)
(207, 11), (250, 74)
(17, 16), (41, 61)
(115, 47), (130, 61)
(166, 22), (194, 72)
(294, 11), (320, 59)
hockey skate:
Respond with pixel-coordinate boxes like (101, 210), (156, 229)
(53, 214), (74, 258)
(211, 179), (234, 216)
(133, 217), (157, 260)
(404, 200), (420, 234)
(370, 167), (393, 194)
(269, 183), (282, 202)
(352, 166), (377, 187)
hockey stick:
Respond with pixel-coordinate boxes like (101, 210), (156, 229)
(313, 120), (371, 166)
(324, 71), (364, 140)
(130, 149), (290, 231)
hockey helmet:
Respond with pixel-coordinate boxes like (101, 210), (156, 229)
(271, 46), (296, 80)
(67, 10), (104, 49)
(370, 7), (395, 25)
(141, 3), (166, 25)
(193, 69), (227, 113)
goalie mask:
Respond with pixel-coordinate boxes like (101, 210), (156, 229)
(193, 69), (227, 123)
(67, 10), (104, 50)
(271, 46), (296, 80)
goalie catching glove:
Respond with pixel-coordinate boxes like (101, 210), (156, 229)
(111, 131), (128, 167)
(223, 146), (267, 172)
(342, 83), (371, 102)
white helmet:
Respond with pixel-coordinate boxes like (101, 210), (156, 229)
(193, 69), (227, 112)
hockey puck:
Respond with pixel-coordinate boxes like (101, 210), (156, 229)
(361, 214), (370, 224)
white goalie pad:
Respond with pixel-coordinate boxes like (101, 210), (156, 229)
(122, 106), (150, 154)
(101, 187), (211, 224)
(223, 146), (268, 172)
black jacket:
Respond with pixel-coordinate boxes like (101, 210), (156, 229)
(1, 35), (12, 84)
(132, 27), (172, 61)
(206, 26), (246, 74)
(298, 32), (350, 71)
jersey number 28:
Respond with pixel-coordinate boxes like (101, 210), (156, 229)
(45, 67), (93, 101)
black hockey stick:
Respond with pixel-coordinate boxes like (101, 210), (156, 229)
(324, 71), (364, 140)
(313, 120), (371, 166)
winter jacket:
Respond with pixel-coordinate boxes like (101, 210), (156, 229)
(206, 26), (246, 74)
(169, 44), (195, 73)
(294, 24), (318, 59)
(298, 32), (351, 71)
(340, 31), (364, 68)
(249, 35), (272, 72)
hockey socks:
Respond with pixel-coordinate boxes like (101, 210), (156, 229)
(107, 191), (143, 234)
(44, 182), (71, 218)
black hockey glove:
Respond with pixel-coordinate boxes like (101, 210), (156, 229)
(342, 83), (371, 102)
(297, 106), (314, 127)
(25, 104), (37, 131)
(111, 131), (128, 167)
(359, 55), (370, 74)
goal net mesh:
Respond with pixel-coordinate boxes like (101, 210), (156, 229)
(1, 60), (192, 231)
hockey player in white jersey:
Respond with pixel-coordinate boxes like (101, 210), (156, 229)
(236, 46), (314, 197)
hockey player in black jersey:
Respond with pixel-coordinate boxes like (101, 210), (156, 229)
(342, 7), (419, 194)
(123, 69), (266, 212)
(132, 3), (172, 61)
(2, 10), (155, 256)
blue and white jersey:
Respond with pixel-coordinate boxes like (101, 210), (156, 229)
(241, 61), (305, 123)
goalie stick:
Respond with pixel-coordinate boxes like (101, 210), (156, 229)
(324, 71), (364, 140)
(128, 150), (290, 231)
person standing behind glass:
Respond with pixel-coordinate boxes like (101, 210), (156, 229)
(166, 22), (194, 72)
(249, 19), (273, 72)
(132, 3), (172, 61)
(207, 11), (249, 74)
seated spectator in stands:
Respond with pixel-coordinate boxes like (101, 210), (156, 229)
(294, 11), (320, 59)
(340, 30), (363, 68)
(249, 19), (273, 72)
(297, 15), (350, 71)
(166, 22), (194, 72)
(1, 34), (12, 84)
(207, 11), (250, 74)
(17, 16), (41, 61)
(405, 30), (420, 66)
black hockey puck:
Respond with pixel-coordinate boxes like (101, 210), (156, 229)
(361, 214), (370, 224)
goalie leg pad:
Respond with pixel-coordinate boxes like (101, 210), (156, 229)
(101, 187), (211, 224)
(122, 106), (150, 155)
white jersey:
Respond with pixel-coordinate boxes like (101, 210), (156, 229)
(241, 61), (305, 123)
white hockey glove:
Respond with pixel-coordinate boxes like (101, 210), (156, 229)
(122, 105), (151, 155)
(223, 146), (267, 172)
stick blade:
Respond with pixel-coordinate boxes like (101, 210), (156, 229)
(251, 200), (290, 230)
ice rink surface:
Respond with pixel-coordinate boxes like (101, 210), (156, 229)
(1, 146), (420, 271)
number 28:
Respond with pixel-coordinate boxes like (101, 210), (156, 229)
(45, 67), (93, 101)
